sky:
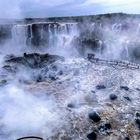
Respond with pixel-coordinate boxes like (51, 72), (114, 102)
(0, 0), (140, 18)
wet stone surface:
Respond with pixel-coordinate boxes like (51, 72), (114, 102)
(87, 131), (97, 140)
(89, 111), (101, 123)
(110, 94), (118, 100)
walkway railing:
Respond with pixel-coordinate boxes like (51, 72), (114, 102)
(87, 54), (140, 70)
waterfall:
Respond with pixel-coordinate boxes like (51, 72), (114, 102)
(0, 19), (140, 61)
(0, 22), (79, 56)
(112, 23), (122, 32)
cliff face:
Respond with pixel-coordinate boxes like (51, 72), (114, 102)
(0, 13), (140, 62)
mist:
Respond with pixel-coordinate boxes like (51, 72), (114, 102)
(0, 0), (140, 140)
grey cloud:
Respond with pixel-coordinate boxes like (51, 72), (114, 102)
(0, 0), (140, 19)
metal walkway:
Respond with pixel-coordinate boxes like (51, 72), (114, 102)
(87, 54), (140, 70)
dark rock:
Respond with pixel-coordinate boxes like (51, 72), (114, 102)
(136, 112), (140, 117)
(5, 53), (64, 68)
(36, 75), (43, 82)
(49, 74), (57, 81)
(58, 82), (62, 84)
(88, 53), (95, 60)
(136, 88), (140, 91)
(96, 85), (106, 90)
(58, 70), (63, 75)
(135, 112), (140, 129)
(125, 137), (130, 140)
(123, 96), (131, 102)
(67, 103), (75, 108)
(104, 123), (112, 129)
(51, 65), (58, 71)
(89, 111), (101, 122)
(110, 94), (117, 100)
(2, 65), (15, 72)
(120, 86), (129, 91)
(135, 119), (140, 129)
(24, 53), (27, 57)
(87, 131), (97, 140)
(0, 80), (7, 86)
(91, 90), (96, 93)
(98, 123), (112, 134)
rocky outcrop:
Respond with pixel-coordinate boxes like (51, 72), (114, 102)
(0, 25), (12, 43)
(5, 53), (64, 68)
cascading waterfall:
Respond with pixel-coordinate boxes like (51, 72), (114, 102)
(0, 14), (140, 140)
(6, 22), (79, 56)
(1, 20), (140, 61)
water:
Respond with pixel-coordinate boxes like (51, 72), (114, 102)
(0, 17), (140, 140)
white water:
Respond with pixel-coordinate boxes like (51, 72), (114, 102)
(0, 20), (140, 139)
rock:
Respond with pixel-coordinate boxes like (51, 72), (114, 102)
(51, 65), (58, 71)
(104, 123), (112, 129)
(89, 111), (101, 122)
(87, 131), (97, 140)
(96, 85), (106, 90)
(67, 103), (75, 108)
(91, 90), (96, 93)
(135, 112), (140, 129)
(88, 53), (95, 60)
(135, 119), (140, 129)
(49, 74), (58, 81)
(136, 112), (140, 117)
(110, 94), (117, 100)
(36, 75), (43, 82)
(5, 53), (64, 68)
(123, 96), (131, 102)
(120, 86), (129, 91)
(0, 79), (7, 86)
(136, 88), (140, 91)
(58, 70), (63, 75)
(125, 137), (130, 140)
(98, 123), (112, 134)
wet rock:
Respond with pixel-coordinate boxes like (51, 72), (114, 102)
(125, 137), (130, 140)
(89, 111), (101, 122)
(110, 94), (117, 100)
(135, 119), (140, 129)
(135, 112), (140, 129)
(58, 70), (63, 75)
(36, 75), (43, 82)
(123, 96), (131, 102)
(88, 53), (95, 60)
(2, 65), (17, 73)
(136, 112), (140, 117)
(120, 86), (129, 91)
(96, 85), (106, 90)
(0, 79), (7, 86)
(51, 65), (58, 71)
(67, 103), (75, 108)
(87, 131), (97, 140)
(49, 74), (58, 81)
(5, 53), (64, 68)
(91, 90), (96, 93)
(98, 123), (112, 134)
(136, 88), (140, 91)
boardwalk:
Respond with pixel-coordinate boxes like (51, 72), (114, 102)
(88, 54), (140, 70)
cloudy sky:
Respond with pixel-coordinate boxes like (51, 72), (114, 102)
(0, 0), (140, 18)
